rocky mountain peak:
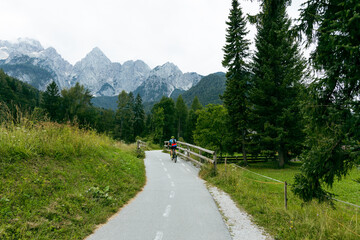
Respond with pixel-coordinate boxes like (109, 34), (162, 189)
(0, 38), (44, 55)
(79, 47), (111, 66)
(0, 38), (203, 101)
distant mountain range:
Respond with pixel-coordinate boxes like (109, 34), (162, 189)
(0, 38), (226, 108)
(92, 72), (226, 112)
(0, 38), (202, 99)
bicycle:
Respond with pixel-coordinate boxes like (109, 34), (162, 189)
(171, 148), (177, 163)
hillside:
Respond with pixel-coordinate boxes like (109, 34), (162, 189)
(91, 95), (118, 111)
(172, 72), (226, 106)
(0, 69), (41, 110)
(0, 121), (146, 239)
(92, 72), (227, 111)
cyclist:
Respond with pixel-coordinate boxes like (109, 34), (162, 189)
(168, 136), (177, 160)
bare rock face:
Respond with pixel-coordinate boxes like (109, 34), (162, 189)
(0, 38), (202, 100)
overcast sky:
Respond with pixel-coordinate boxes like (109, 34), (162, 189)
(0, 0), (305, 76)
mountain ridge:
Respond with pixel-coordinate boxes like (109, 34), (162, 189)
(0, 38), (202, 100)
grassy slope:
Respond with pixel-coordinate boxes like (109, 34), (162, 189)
(0, 122), (146, 240)
(200, 162), (360, 240)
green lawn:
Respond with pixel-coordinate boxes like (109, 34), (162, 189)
(201, 162), (360, 240)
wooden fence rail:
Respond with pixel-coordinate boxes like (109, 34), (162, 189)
(217, 155), (275, 164)
(137, 140), (146, 149)
(164, 141), (217, 172)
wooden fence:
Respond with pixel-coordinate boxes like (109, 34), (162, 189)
(137, 140), (146, 149)
(164, 141), (217, 171)
(217, 155), (276, 164)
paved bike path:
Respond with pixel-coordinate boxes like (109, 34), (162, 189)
(86, 150), (232, 240)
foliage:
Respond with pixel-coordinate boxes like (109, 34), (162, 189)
(0, 69), (41, 114)
(185, 96), (203, 143)
(175, 95), (188, 139)
(152, 107), (165, 145)
(293, 0), (360, 202)
(179, 73), (226, 107)
(222, 0), (251, 163)
(249, 0), (306, 167)
(60, 82), (93, 124)
(115, 91), (136, 143)
(151, 96), (176, 144)
(134, 93), (145, 138)
(194, 104), (232, 155)
(41, 81), (61, 121)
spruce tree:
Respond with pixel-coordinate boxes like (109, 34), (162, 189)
(222, 0), (251, 164)
(249, 0), (305, 167)
(151, 97), (176, 143)
(292, 0), (360, 202)
(185, 96), (203, 143)
(42, 81), (61, 121)
(175, 95), (188, 139)
(115, 91), (135, 142)
(134, 93), (145, 138)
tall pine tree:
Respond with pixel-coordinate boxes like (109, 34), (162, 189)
(222, 0), (251, 164)
(115, 91), (135, 142)
(151, 97), (176, 143)
(249, 0), (305, 167)
(293, 0), (360, 202)
(42, 81), (61, 121)
(185, 96), (203, 143)
(134, 93), (145, 138)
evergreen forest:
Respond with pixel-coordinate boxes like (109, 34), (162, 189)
(1, 0), (359, 205)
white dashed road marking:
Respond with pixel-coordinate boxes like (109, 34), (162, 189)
(154, 231), (163, 240)
(170, 191), (175, 198)
(163, 205), (171, 217)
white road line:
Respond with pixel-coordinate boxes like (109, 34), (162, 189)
(154, 231), (163, 240)
(164, 167), (168, 172)
(182, 163), (186, 167)
(161, 162), (164, 166)
(167, 173), (171, 179)
(163, 205), (171, 217)
(170, 191), (175, 198)
(171, 181), (175, 187)
(186, 168), (191, 172)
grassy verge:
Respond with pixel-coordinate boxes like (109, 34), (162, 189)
(0, 121), (146, 239)
(200, 162), (360, 240)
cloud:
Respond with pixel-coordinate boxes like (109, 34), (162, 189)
(0, 0), (305, 75)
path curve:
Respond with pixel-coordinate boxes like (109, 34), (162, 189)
(86, 150), (232, 240)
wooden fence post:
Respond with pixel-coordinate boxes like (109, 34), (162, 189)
(284, 181), (288, 210)
(137, 140), (140, 149)
(225, 156), (227, 174)
(213, 151), (217, 173)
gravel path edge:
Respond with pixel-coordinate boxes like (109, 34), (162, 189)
(207, 185), (273, 240)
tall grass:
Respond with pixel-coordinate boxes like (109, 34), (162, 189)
(0, 105), (146, 239)
(200, 164), (360, 240)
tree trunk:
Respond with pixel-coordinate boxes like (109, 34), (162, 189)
(242, 129), (248, 166)
(278, 146), (286, 168)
